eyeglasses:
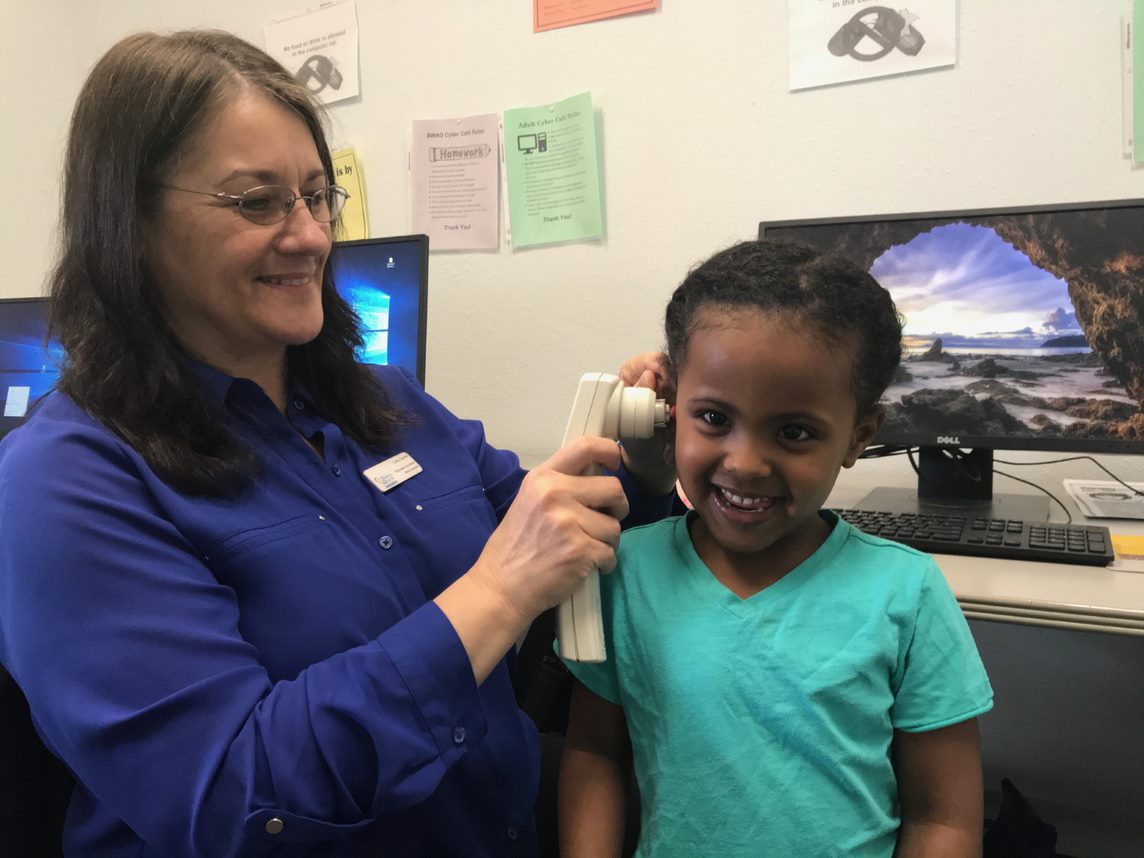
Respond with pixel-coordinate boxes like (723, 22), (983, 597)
(160, 184), (350, 225)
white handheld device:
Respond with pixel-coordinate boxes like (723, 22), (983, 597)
(557, 372), (669, 662)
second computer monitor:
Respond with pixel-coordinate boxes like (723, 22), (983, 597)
(330, 234), (429, 385)
(0, 298), (59, 441)
(760, 199), (1144, 517)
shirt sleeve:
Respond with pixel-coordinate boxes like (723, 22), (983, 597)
(0, 423), (488, 857)
(889, 561), (995, 732)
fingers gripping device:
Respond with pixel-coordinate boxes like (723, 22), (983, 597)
(557, 373), (668, 663)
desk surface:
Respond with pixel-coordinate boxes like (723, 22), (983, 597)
(829, 454), (1144, 636)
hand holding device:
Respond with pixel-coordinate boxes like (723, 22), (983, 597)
(557, 373), (669, 662)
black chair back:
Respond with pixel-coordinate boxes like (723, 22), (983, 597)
(0, 667), (73, 857)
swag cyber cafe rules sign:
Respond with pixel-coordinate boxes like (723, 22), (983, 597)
(410, 113), (500, 251)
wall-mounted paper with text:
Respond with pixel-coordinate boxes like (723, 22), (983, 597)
(265, 0), (360, 105)
(410, 114), (500, 251)
(503, 93), (603, 249)
(332, 147), (368, 241)
(534, 0), (659, 33)
(788, 0), (956, 92)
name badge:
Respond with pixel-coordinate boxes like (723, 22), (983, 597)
(363, 452), (422, 493)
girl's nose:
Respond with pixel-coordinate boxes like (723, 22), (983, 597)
(722, 434), (773, 480)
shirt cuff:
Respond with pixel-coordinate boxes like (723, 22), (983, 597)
(379, 601), (488, 765)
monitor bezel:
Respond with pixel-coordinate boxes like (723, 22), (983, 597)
(759, 197), (1144, 455)
(331, 233), (429, 385)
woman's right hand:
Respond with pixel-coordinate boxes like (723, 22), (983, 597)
(434, 436), (628, 681)
(473, 436), (628, 624)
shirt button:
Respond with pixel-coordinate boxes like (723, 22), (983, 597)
(378, 536), (394, 550)
(292, 398), (304, 410)
(506, 826), (518, 841)
(453, 726), (466, 744)
(265, 818), (285, 835)
(331, 464), (342, 476)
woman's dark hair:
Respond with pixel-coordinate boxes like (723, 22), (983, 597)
(49, 29), (406, 496)
(664, 238), (903, 420)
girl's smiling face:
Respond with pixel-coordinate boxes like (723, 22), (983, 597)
(674, 307), (881, 594)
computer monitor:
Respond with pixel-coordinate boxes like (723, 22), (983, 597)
(760, 199), (1144, 520)
(0, 298), (61, 441)
(329, 234), (429, 385)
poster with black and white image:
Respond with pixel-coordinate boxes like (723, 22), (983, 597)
(265, 1), (360, 105)
(788, 1), (957, 92)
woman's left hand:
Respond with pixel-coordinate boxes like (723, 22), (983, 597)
(617, 352), (676, 494)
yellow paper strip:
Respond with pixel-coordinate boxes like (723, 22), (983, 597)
(331, 147), (368, 241)
(1111, 534), (1144, 560)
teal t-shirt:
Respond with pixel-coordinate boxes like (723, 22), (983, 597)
(563, 511), (994, 857)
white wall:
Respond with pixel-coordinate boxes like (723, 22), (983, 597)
(6, 0), (1142, 466)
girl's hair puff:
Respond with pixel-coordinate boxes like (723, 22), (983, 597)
(664, 239), (903, 419)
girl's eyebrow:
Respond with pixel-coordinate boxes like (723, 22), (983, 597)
(689, 394), (828, 424)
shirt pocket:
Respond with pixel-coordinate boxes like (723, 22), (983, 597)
(414, 484), (487, 513)
(212, 513), (328, 563)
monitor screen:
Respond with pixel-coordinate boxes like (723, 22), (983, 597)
(329, 234), (429, 385)
(760, 199), (1144, 518)
(0, 298), (61, 440)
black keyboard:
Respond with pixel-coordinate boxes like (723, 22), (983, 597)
(834, 509), (1115, 567)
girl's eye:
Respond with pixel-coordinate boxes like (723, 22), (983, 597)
(779, 424), (813, 442)
(698, 410), (729, 428)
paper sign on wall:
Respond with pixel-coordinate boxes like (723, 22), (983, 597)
(502, 92), (603, 249)
(410, 114), (500, 251)
(265, 0), (360, 105)
(788, 0), (956, 92)
(332, 147), (368, 241)
(1134, 0), (1144, 162)
(534, 0), (659, 33)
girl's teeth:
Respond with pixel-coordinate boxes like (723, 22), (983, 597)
(720, 488), (765, 508)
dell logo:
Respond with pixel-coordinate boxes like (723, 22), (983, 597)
(936, 435), (961, 445)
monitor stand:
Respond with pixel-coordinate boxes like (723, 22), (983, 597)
(852, 447), (1051, 522)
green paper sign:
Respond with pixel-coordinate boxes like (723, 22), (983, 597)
(503, 92), (603, 248)
(1136, 1), (1144, 161)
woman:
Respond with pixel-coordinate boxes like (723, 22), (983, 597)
(0, 30), (673, 856)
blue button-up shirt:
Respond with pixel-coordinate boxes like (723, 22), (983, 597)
(0, 365), (667, 857)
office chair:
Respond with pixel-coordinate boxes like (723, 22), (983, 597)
(0, 666), (73, 857)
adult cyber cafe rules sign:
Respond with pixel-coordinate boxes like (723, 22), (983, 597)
(503, 92), (603, 249)
(265, 0), (360, 105)
(788, 0), (956, 91)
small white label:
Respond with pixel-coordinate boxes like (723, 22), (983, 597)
(363, 452), (422, 493)
(4, 386), (30, 418)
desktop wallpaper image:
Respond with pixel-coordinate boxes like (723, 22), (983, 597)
(767, 206), (1144, 444)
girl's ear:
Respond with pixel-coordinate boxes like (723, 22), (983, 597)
(842, 406), (884, 468)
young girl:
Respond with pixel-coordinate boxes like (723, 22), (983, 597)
(559, 239), (993, 857)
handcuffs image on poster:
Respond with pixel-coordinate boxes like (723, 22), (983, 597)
(265, 0), (360, 105)
(788, 1), (956, 92)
